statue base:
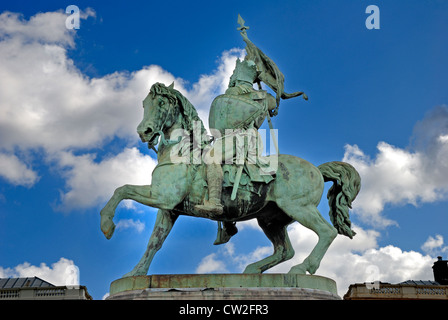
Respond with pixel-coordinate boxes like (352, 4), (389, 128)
(106, 274), (341, 300)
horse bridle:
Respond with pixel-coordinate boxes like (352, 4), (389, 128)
(147, 95), (182, 152)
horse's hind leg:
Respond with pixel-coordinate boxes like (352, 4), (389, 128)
(123, 209), (178, 277)
(243, 216), (294, 274)
(281, 203), (337, 275)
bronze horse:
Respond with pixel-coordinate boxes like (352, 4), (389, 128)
(100, 82), (361, 277)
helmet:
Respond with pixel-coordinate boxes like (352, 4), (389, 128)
(229, 58), (258, 86)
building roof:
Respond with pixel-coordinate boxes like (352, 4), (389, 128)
(0, 277), (55, 289)
(399, 280), (441, 286)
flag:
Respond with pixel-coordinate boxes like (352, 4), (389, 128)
(240, 31), (308, 108)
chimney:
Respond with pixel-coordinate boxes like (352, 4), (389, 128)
(432, 256), (448, 285)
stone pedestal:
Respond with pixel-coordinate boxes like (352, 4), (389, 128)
(106, 274), (341, 300)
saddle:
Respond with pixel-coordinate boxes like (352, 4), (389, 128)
(222, 162), (275, 195)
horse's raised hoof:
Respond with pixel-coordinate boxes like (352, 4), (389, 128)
(101, 215), (116, 240)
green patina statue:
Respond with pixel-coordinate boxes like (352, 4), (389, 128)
(100, 15), (361, 277)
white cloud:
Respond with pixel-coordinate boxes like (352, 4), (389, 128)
(269, 224), (434, 296)
(115, 218), (145, 233)
(439, 134), (448, 143)
(343, 106), (448, 227)
(236, 219), (262, 231)
(0, 10), (241, 153)
(0, 10), (243, 212)
(343, 143), (419, 227)
(196, 253), (228, 274)
(0, 152), (39, 186)
(55, 147), (156, 210)
(195, 223), (435, 297)
(236, 246), (273, 269)
(183, 48), (245, 129)
(195, 242), (272, 275)
(270, 224), (435, 296)
(0, 257), (80, 287)
(0, 11), (79, 47)
(421, 234), (448, 257)
(0, 10), (122, 153)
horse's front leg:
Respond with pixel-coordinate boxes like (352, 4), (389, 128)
(100, 184), (138, 239)
(124, 209), (178, 277)
(100, 181), (186, 239)
(99, 184), (156, 239)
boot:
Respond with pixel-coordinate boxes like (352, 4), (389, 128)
(214, 221), (238, 245)
(195, 163), (224, 215)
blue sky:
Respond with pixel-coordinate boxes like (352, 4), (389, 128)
(0, 0), (447, 299)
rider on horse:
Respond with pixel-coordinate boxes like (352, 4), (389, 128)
(194, 58), (277, 216)
(195, 16), (308, 244)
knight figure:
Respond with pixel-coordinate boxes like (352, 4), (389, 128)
(195, 15), (308, 244)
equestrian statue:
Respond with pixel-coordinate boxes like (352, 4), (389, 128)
(100, 15), (361, 277)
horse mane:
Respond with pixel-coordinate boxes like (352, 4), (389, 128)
(149, 82), (209, 147)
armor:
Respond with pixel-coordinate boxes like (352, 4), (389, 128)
(195, 17), (307, 244)
(209, 91), (269, 133)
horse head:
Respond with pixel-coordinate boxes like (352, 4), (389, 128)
(137, 82), (179, 148)
(137, 82), (208, 150)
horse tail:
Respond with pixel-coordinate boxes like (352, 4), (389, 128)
(318, 161), (361, 239)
